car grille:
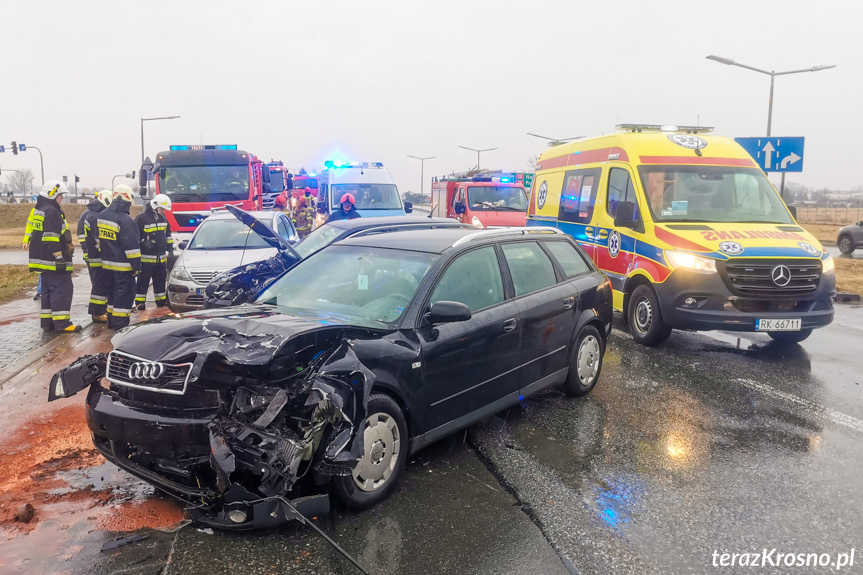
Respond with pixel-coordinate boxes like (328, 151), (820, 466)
(106, 350), (193, 395)
(184, 295), (206, 307)
(721, 258), (821, 298)
(189, 270), (222, 285)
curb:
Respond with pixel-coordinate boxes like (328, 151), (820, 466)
(835, 293), (861, 305)
(0, 318), (94, 388)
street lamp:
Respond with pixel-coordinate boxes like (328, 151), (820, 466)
(458, 145), (497, 171)
(705, 55), (836, 137)
(140, 116), (181, 163)
(407, 155), (435, 199)
(18, 145), (45, 185)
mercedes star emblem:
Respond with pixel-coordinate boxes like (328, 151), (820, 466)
(771, 265), (792, 287)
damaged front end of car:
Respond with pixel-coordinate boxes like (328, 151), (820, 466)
(49, 312), (379, 531)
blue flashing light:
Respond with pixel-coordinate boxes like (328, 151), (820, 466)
(324, 160), (334, 169)
(188, 219), (195, 224)
(501, 178), (510, 183)
(519, 395), (524, 401)
(170, 145), (192, 151)
(216, 145), (237, 150)
(308, 172), (317, 177)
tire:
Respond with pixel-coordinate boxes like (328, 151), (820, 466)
(627, 284), (672, 347)
(838, 235), (855, 255)
(332, 393), (408, 510)
(561, 325), (605, 397)
(768, 329), (812, 344)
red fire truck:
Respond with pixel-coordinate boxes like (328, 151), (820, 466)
(146, 145), (268, 240)
(430, 176), (528, 228)
(264, 161), (289, 209)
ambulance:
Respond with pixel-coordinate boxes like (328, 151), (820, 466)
(527, 124), (835, 346)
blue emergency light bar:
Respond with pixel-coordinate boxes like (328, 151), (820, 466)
(170, 145), (238, 151)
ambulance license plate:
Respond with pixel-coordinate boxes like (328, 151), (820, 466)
(755, 318), (801, 332)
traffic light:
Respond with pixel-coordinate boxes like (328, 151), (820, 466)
(11, 141), (18, 155)
(74, 175), (80, 183)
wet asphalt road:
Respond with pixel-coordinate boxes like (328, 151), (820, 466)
(4, 304), (863, 573)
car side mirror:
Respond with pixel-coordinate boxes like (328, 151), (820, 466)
(138, 168), (148, 189)
(454, 202), (466, 214)
(787, 205), (798, 221)
(178, 240), (188, 250)
(613, 201), (642, 231)
(857, 221), (863, 227)
(426, 301), (471, 324)
(404, 200), (413, 214)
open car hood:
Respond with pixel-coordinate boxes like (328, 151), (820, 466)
(226, 204), (293, 253)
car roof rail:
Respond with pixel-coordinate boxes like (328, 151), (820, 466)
(451, 226), (563, 247)
(352, 221), (466, 237)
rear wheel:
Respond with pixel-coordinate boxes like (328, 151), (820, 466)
(838, 235), (855, 254)
(627, 284), (672, 347)
(332, 393), (408, 510)
(561, 325), (604, 397)
(768, 329), (812, 344)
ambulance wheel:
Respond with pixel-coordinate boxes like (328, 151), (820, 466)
(627, 284), (671, 347)
(767, 329), (812, 344)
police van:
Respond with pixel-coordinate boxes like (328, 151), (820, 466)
(527, 124), (835, 346)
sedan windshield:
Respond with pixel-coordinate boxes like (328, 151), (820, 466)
(332, 184), (402, 210)
(189, 219), (272, 250)
(638, 166), (794, 224)
(159, 165), (250, 202)
(467, 186), (527, 211)
(256, 245), (439, 326)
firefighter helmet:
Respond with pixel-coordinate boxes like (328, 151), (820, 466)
(340, 193), (355, 206)
(150, 194), (172, 211)
(40, 180), (68, 200)
(113, 184), (135, 203)
(97, 190), (113, 208)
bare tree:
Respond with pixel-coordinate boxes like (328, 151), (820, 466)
(526, 154), (539, 171)
(4, 169), (35, 197)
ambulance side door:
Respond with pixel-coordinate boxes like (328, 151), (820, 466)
(557, 168), (602, 264)
(593, 165), (649, 294)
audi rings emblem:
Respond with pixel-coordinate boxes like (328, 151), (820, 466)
(128, 361), (165, 381)
(771, 265), (792, 287)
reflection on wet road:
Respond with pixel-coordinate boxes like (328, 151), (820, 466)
(472, 307), (863, 574)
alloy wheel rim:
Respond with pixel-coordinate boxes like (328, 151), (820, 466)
(840, 237), (850, 251)
(352, 412), (400, 492)
(577, 335), (601, 385)
(634, 297), (653, 334)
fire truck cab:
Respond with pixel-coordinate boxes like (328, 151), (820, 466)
(430, 176), (528, 228)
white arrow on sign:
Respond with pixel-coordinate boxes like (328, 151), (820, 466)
(761, 141), (775, 169)
(780, 152), (801, 169)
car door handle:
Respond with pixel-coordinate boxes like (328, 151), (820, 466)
(598, 229), (609, 240)
(563, 296), (575, 310)
(503, 318), (517, 332)
(585, 227), (594, 238)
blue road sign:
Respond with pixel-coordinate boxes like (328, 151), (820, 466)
(0, 145), (4, 153)
(735, 137), (804, 173)
(18, 144), (26, 152)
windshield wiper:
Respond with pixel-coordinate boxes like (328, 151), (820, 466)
(476, 201), (522, 211)
(169, 193), (206, 201)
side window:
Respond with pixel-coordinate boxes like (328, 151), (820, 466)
(606, 168), (640, 220)
(502, 242), (558, 296)
(430, 247), (505, 312)
(544, 241), (592, 278)
(277, 216), (292, 239)
(559, 168), (601, 223)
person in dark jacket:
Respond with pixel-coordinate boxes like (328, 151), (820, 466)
(99, 185), (142, 329)
(135, 194), (173, 310)
(77, 190), (113, 322)
(28, 180), (81, 332)
(326, 193), (361, 223)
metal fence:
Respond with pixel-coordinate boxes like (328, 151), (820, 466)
(794, 207), (863, 226)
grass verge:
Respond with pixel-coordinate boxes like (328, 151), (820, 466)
(0, 265), (37, 305)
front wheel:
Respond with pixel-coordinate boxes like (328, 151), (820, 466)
(838, 235), (855, 254)
(627, 284), (672, 347)
(561, 325), (605, 397)
(332, 393), (408, 510)
(768, 329), (812, 344)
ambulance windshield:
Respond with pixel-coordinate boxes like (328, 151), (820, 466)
(638, 166), (794, 224)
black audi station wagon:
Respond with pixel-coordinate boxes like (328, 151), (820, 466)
(50, 227), (612, 529)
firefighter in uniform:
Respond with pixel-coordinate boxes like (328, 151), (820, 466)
(135, 194), (173, 310)
(294, 196), (314, 239)
(28, 180), (81, 332)
(302, 187), (316, 211)
(98, 185), (141, 329)
(77, 190), (113, 322)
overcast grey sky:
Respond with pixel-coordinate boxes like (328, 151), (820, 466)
(1, 0), (859, 193)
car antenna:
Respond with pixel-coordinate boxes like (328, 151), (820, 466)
(281, 497), (370, 574)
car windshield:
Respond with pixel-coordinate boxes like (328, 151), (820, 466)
(189, 218), (272, 250)
(294, 224), (343, 258)
(159, 165), (250, 202)
(295, 178), (318, 189)
(256, 245), (438, 326)
(638, 166), (794, 224)
(269, 171), (285, 193)
(332, 184), (402, 210)
(467, 186), (528, 211)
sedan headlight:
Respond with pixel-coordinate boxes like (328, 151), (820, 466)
(170, 263), (193, 281)
(665, 250), (717, 273)
(471, 216), (484, 229)
(822, 255), (835, 274)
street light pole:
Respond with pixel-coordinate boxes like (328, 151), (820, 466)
(458, 145), (498, 171)
(407, 155), (435, 199)
(705, 55), (836, 196)
(112, 174), (127, 188)
(140, 115), (181, 197)
(23, 146), (45, 185)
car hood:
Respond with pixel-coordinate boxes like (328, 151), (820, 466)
(225, 205), (293, 251)
(111, 305), (386, 367)
(653, 223), (827, 259)
(180, 247), (278, 271)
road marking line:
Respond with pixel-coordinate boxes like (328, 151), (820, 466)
(736, 378), (863, 434)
